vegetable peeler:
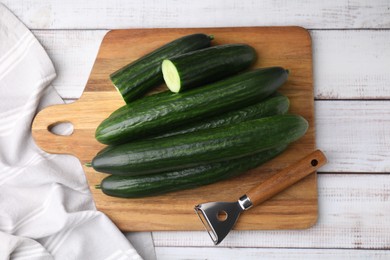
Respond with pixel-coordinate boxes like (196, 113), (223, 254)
(194, 149), (327, 245)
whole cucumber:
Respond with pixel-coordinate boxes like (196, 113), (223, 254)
(152, 93), (289, 139)
(96, 67), (289, 145)
(92, 114), (308, 176)
(97, 146), (287, 198)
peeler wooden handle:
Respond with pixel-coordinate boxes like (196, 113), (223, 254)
(245, 149), (327, 207)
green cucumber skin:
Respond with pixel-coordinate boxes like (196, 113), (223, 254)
(152, 93), (289, 139)
(110, 90), (286, 130)
(110, 33), (213, 103)
(96, 67), (289, 145)
(92, 114), (308, 176)
(99, 145), (287, 198)
(108, 90), (175, 118)
(165, 44), (257, 91)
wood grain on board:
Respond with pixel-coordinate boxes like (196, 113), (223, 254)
(32, 27), (316, 231)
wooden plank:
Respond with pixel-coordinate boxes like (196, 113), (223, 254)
(31, 30), (390, 100)
(2, 0), (390, 29)
(152, 174), (390, 249)
(33, 30), (107, 99)
(312, 30), (390, 99)
(316, 100), (390, 173)
(155, 247), (390, 259)
(31, 27), (318, 232)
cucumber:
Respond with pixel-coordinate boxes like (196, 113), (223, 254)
(162, 44), (256, 92)
(97, 145), (287, 198)
(91, 114), (308, 176)
(110, 33), (213, 103)
(108, 90), (174, 118)
(152, 93), (289, 139)
(96, 67), (289, 145)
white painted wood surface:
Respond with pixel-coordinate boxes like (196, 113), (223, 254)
(153, 174), (390, 248)
(155, 247), (390, 260)
(31, 30), (390, 100)
(316, 101), (390, 173)
(311, 30), (390, 99)
(2, 0), (389, 259)
(2, 0), (390, 29)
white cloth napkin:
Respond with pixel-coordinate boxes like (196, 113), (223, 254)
(0, 4), (155, 260)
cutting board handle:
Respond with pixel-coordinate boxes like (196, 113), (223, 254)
(31, 91), (123, 159)
(32, 103), (81, 155)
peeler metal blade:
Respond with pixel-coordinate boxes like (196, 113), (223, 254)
(194, 195), (252, 245)
(194, 150), (327, 245)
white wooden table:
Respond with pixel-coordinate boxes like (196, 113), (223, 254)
(3, 0), (390, 259)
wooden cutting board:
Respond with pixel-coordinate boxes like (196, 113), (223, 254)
(32, 27), (316, 231)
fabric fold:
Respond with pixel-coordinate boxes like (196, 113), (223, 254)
(0, 3), (150, 259)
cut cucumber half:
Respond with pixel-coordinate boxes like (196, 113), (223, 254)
(162, 60), (181, 93)
(110, 33), (213, 103)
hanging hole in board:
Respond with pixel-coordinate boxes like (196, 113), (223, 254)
(311, 159), (318, 167)
(48, 121), (74, 136)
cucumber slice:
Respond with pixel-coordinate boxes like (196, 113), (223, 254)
(162, 60), (181, 93)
